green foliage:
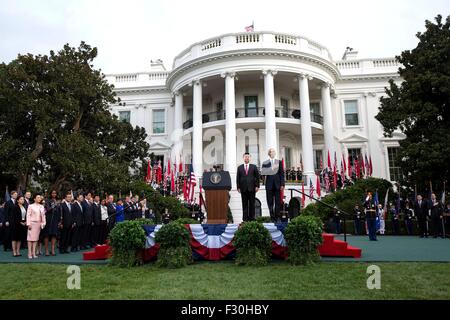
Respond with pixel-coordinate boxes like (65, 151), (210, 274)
(307, 178), (393, 221)
(285, 215), (323, 265)
(233, 221), (272, 266)
(155, 222), (192, 268)
(108, 220), (146, 267)
(132, 181), (189, 223)
(255, 216), (272, 223)
(173, 218), (200, 225)
(0, 42), (150, 192)
(375, 14), (450, 187)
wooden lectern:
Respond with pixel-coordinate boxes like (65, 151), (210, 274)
(202, 171), (232, 224)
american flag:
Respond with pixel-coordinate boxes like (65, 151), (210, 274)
(189, 164), (197, 203)
(309, 178), (315, 199)
(245, 23), (254, 32)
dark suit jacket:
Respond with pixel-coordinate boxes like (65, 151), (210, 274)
(107, 203), (116, 225)
(262, 159), (285, 190)
(81, 200), (93, 225)
(92, 202), (101, 226)
(72, 201), (84, 226)
(4, 199), (16, 224)
(414, 200), (428, 220)
(60, 202), (74, 228)
(236, 163), (260, 192)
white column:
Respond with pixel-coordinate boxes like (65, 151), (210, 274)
(192, 80), (203, 178)
(263, 69), (278, 154)
(321, 83), (334, 158)
(222, 72), (237, 176)
(299, 74), (315, 184)
(171, 91), (184, 163)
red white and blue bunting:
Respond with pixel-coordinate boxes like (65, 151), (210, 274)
(142, 223), (288, 262)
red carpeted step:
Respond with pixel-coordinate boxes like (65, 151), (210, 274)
(83, 245), (111, 260)
(318, 234), (362, 258)
(346, 246), (362, 258)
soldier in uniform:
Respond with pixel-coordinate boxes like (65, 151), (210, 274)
(429, 193), (444, 238)
(364, 192), (377, 241)
(389, 203), (400, 235)
(353, 204), (362, 235)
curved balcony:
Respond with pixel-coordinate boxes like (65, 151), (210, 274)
(183, 107), (323, 129)
(173, 31), (333, 69)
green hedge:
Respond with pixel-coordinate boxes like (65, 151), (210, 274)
(233, 221), (272, 266)
(154, 222), (192, 268)
(108, 220), (147, 267)
(285, 215), (323, 265)
(173, 217), (200, 225)
(303, 178), (393, 221)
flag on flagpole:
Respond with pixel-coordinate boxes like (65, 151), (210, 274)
(316, 175), (321, 198)
(333, 168), (338, 190)
(156, 160), (162, 184)
(167, 159), (171, 176)
(319, 157), (323, 170)
(365, 154), (369, 175)
(340, 160), (345, 182)
(355, 156), (360, 178)
(327, 151), (331, 169)
(170, 171), (175, 195)
(301, 181), (305, 207)
(300, 155), (303, 172)
(348, 155), (352, 178)
(245, 22), (254, 32)
(179, 156), (183, 174)
(369, 155), (373, 176)
(384, 188), (389, 211)
(188, 164), (197, 203)
(309, 178), (315, 199)
(183, 178), (188, 200)
(199, 183), (203, 207)
(145, 160), (152, 183)
(361, 154), (365, 177)
(374, 190), (379, 207)
(441, 182), (446, 205)
(342, 154), (347, 176)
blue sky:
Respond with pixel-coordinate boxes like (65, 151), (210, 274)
(1, 0), (449, 73)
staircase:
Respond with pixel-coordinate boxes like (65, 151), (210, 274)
(83, 244), (111, 260)
(318, 233), (361, 258)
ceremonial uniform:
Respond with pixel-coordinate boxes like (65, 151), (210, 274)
(353, 207), (363, 235)
(364, 198), (377, 241)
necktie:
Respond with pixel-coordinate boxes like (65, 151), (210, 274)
(245, 164), (248, 175)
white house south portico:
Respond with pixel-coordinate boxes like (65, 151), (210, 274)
(106, 31), (403, 222)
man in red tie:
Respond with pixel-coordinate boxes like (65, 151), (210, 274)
(237, 153), (260, 221)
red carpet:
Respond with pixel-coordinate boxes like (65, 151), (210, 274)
(83, 233), (361, 260)
(318, 233), (362, 258)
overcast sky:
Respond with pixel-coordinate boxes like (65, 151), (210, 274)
(1, 0), (449, 74)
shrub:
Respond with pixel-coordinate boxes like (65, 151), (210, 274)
(174, 217), (200, 225)
(233, 221), (272, 266)
(108, 220), (147, 267)
(256, 216), (272, 223)
(285, 215), (323, 265)
(155, 222), (192, 268)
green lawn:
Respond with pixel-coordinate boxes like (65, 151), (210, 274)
(1, 262), (449, 299)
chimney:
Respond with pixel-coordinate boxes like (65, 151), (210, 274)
(150, 59), (166, 71)
(341, 47), (358, 60)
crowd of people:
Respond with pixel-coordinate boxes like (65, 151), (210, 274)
(0, 190), (152, 258)
(331, 192), (450, 241)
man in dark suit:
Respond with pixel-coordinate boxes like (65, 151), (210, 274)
(59, 192), (74, 254)
(81, 192), (94, 248)
(237, 152), (260, 222)
(92, 195), (102, 245)
(414, 194), (429, 237)
(3, 190), (18, 251)
(261, 148), (285, 223)
(71, 193), (84, 251)
(106, 195), (116, 232)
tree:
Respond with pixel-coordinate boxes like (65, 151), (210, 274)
(375, 14), (450, 189)
(0, 42), (150, 193)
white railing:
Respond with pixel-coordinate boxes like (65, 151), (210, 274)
(335, 61), (360, 69)
(116, 74), (138, 82)
(172, 32), (333, 69)
(274, 34), (297, 45)
(372, 58), (399, 68)
(149, 72), (170, 80)
(236, 33), (260, 43)
(202, 38), (222, 51)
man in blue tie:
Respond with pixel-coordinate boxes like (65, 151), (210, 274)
(237, 153), (260, 221)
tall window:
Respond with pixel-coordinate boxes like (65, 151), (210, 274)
(388, 147), (402, 181)
(310, 102), (320, 115)
(187, 108), (193, 120)
(152, 109), (165, 134)
(314, 150), (322, 170)
(119, 111), (130, 123)
(344, 100), (359, 126)
(347, 148), (361, 166)
(244, 96), (258, 117)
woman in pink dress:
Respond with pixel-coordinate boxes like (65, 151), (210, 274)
(26, 194), (46, 259)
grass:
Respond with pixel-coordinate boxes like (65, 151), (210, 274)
(0, 261), (449, 299)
